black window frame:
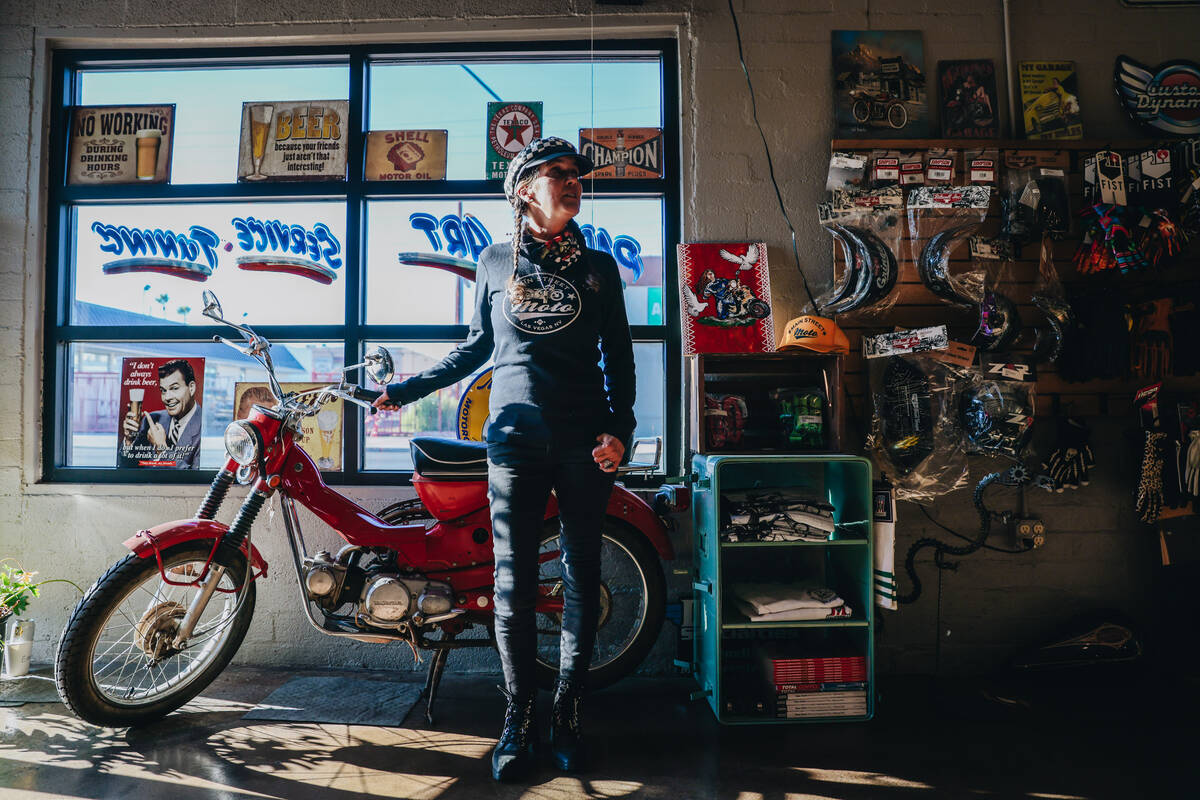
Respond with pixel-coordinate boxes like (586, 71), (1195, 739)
(42, 39), (682, 486)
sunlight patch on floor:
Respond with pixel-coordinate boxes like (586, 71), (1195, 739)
(794, 767), (934, 790)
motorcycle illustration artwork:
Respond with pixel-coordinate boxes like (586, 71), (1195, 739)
(55, 291), (683, 728)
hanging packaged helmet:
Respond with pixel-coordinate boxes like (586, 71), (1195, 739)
(959, 381), (1035, 457)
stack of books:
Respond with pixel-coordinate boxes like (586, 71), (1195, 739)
(767, 652), (868, 719)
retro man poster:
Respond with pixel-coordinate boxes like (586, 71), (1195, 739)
(117, 356), (204, 469)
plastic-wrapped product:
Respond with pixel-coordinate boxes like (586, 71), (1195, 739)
(958, 372), (1036, 459)
(825, 151), (868, 191)
(817, 186), (903, 318)
(924, 148), (957, 186)
(907, 185), (993, 306)
(1001, 150), (1070, 253)
(1031, 236), (1074, 365)
(865, 328), (970, 500)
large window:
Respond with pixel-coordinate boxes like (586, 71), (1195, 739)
(45, 42), (680, 483)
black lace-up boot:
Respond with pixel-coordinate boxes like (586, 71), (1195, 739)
(549, 677), (585, 771)
(491, 687), (538, 782)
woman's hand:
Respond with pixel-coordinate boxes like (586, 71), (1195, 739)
(372, 389), (402, 412)
(593, 433), (624, 473)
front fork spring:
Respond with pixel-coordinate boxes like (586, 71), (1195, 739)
(223, 488), (270, 551)
(195, 469), (235, 519)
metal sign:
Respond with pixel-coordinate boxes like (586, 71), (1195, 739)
(237, 100), (349, 182)
(579, 128), (664, 178)
(68, 104), (175, 185)
(365, 130), (447, 180)
(1114, 55), (1200, 135)
(486, 101), (542, 180)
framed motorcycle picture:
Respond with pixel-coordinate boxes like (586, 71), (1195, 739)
(832, 30), (929, 138)
(678, 242), (775, 355)
(937, 60), (999, 138)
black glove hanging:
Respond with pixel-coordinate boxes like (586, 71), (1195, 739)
(1041, 415), (1095, 492)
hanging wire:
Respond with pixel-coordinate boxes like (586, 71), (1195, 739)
(726, 0), (818, 311)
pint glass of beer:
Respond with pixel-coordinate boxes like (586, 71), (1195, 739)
(247, 104), (275, 181)
(316, 408), (339, 469)
(125, 388), (144, 443)
(135, 129), (162, 181)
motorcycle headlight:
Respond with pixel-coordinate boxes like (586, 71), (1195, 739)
(224, 420), (261, 466)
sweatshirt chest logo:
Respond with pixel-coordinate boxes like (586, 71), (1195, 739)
(503, 272), (581, 334)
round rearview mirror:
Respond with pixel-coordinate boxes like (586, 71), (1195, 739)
(201, 291), (223, 320)
(364, 347), (394, 385)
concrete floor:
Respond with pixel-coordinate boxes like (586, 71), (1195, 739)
(0, 664), (1191, 799)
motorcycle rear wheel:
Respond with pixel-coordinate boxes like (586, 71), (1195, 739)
(55, 540), (256, 727)
(533, 517), (666, 691)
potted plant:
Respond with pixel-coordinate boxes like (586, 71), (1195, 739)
(1, 560), (81, 677)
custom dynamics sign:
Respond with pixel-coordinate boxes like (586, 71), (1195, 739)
(579, 128), (664, 178)
(365, 130), (448, 180)
(89, 214), (343, 284)
(68, 105), (175, 185)
(486, 101), (542, 179)
(237, 100), (348, 181)
(1115, 55), (1200, 135)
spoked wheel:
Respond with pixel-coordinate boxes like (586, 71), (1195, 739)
(55, 540), (256, 727)
(533, 517), (666, 690)
(887, 102), (909, 129)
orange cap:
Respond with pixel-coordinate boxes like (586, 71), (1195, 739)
(777, 315), (850, 355)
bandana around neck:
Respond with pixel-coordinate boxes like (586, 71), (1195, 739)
(524, 224), (582, 271)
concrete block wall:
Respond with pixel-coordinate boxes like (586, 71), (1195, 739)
(1, 0), (1197, 676)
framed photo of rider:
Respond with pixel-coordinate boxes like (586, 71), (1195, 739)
(116, 356), (205, 469)
(677, 242), (776, 355)
(937, 60), (999, 138)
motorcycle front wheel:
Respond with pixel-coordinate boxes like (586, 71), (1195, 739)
(55, 540), (256, 727)
(533, 517), (666, 691)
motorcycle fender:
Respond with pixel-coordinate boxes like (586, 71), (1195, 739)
(123, 519), (269, 578)
(606, 486), (676, 561)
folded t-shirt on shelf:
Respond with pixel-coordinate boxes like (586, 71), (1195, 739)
(731, 583), (845, 615)
(732, 598), (854, 622)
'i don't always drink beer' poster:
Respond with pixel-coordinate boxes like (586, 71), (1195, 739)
(237, 100), (350, 182)
(67, 104), (175, 185)
(117, 357), (205, 469)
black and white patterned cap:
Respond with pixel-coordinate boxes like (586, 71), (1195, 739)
(503, 136), (593, 203)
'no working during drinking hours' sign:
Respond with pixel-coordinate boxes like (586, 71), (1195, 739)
(68, 105), (175, 185)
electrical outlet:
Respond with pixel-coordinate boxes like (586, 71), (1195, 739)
(1013, 516), (1046, 549)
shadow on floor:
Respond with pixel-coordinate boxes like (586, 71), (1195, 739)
(0, 665), (1192, 799)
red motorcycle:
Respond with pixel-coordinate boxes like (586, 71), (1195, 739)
(55, 291), (682, 728)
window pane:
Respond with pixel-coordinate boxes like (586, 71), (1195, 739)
(79, 65), (349, 185)
(72, 202), (347, 326)
(360, 341), (664, 471)
(66, 341), (343, 469)
(365, 198), (663, 326)
(368, 58), (662, 181)
(361, 342), (488, 471)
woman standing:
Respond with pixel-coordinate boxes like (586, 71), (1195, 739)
(374, 137), (636, 781)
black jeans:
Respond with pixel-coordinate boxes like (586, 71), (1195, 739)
(488, 437), (615, 699)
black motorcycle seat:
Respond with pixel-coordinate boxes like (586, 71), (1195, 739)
(410, 437), (488, 479)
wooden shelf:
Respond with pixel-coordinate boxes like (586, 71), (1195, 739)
(831, 138), (1164, 151)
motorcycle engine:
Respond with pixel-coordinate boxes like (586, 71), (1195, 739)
(356, 574), (456, 629)
(302, 550), (456, 630)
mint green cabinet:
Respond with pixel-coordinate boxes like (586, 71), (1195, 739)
(691, 453), (875, 724)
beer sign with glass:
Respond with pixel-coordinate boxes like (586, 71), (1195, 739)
(237, 100), (350, 182)
(67, 104), (175, 185)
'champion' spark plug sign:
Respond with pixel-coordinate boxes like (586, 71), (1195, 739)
(1115, 55), (1200, 136)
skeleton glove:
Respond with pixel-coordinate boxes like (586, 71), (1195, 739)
(1041, 415), (1095, 492)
